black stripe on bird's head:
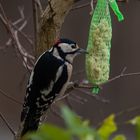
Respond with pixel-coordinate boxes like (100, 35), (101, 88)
(52, 38), (87, 64)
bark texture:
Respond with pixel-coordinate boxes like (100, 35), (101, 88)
(36, 0), (75, 57)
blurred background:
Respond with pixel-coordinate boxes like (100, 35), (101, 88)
(0, 0), (140, 139)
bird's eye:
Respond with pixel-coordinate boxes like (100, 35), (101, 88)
(71, 44), (76, 49)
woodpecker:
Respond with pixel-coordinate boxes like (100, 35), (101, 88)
(18, 38), (87, 137)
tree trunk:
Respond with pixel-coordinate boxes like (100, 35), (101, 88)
(36, 0), (76, 57)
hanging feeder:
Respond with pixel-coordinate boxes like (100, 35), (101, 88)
(86, 0), (124, 94)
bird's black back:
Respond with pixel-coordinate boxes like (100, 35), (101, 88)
(20, 51), (68, 136)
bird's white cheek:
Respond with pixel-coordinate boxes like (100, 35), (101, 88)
(65, 55), (75, 63)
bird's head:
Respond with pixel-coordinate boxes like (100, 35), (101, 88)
(50, 38), (87, 64)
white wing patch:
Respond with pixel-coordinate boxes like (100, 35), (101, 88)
(27, 71), (34, 87)
(40, 65), (64, 96)
(36, 64), (64, 108)
(40, 81), (54, 96)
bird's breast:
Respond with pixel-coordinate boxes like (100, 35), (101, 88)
(59, 62), (73, 96)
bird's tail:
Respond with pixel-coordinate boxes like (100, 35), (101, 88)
(15, 112), (40, 140)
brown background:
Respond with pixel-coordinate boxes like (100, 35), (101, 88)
(0, 0), (140, 139)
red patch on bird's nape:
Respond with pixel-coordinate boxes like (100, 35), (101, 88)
(54, 39), (61, 46)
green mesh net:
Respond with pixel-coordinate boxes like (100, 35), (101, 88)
(86, 0), (124, 94)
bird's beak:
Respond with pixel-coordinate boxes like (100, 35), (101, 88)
(77, 48), (88, 54)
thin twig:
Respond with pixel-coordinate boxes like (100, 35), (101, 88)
(96, 104), (140, 128)
(12, 7), (34, 47)
(35, 0), (43, 15)
(116, 105), (140, 118)
(0, 3), (34, 72)
(13, 6), (24, 25)
(14, 20), (35, 70)
(65, 97), (74, 110)
(71, 94), (88, 103)
(53, 91), (87, 108)
(54, 94), (70, 103)
(75, 88), (110, 103)
(50, 105), (62, 119)
(0, 88), (22, 105)
(72, 67), (140, 89)
(32, 0), (39, 52)
(0, 3), (8, 20)
(102, 67), (140, 86)
(54, 66), (140, 105)
(53, 81), (108, 104)
(11, 24), (33, 47)
(71, 0), (127, 11)
(71, 2), (90, 11)
(90, 0), (94, 10)
(0, 8), (33, 51)
(0, 112), (16, 136)
(68, 95), (85, 104)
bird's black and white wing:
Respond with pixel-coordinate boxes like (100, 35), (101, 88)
(20, 52), (69, 136)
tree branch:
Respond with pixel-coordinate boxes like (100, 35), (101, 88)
(0, 112), (16, 136)
(32, 0), (40, 52)
(0, 88), (22, 105)
(0, 3), (35, 71)
(102, 67), (140, 86)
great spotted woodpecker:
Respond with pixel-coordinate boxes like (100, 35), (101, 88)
(18, 38), (87, 137)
